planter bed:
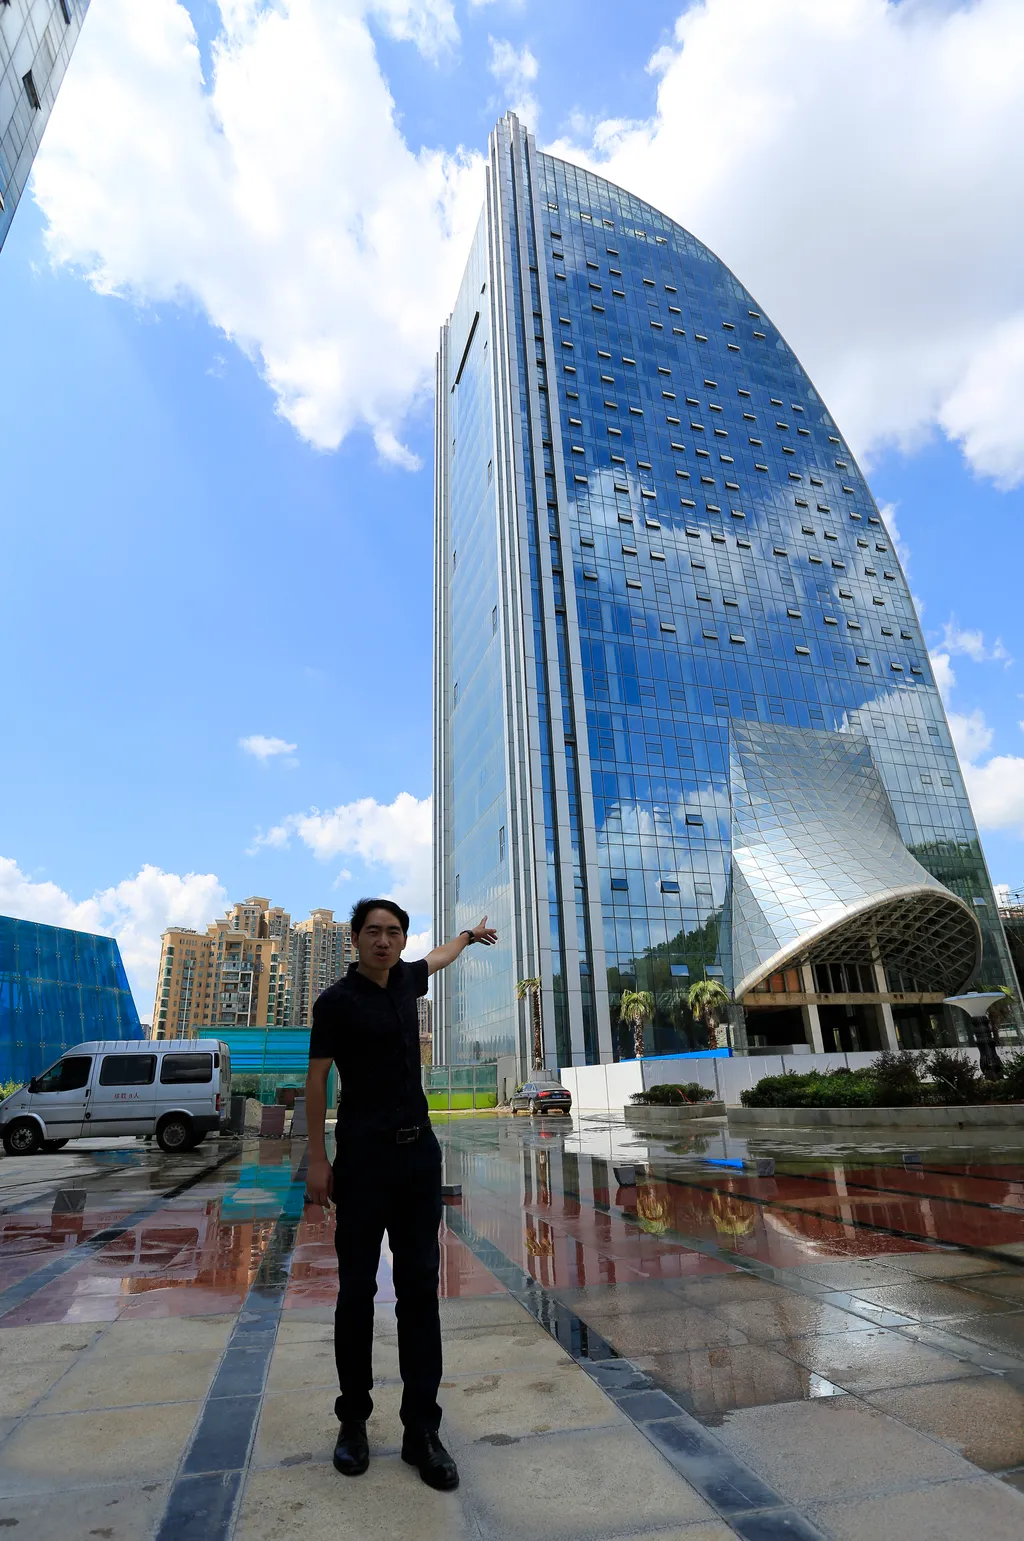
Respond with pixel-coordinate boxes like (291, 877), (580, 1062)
(728, 1103), (1024, 1129)
(624, 1101), (726, 1128)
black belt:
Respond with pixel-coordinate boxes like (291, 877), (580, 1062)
(336, 1121), (429, 1144)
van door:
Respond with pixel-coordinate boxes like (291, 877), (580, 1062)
(158, 1051), (215, 1130)
(89, 1052), (158, 1136)
(28, 1055), (94, 1141)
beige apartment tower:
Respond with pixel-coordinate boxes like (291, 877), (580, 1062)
(152, 896), (351, 1037)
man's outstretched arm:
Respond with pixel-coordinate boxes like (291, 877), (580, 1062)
(425, 916), (497, 977)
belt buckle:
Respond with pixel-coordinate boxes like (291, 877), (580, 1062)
(396, 1126), (419, 1145)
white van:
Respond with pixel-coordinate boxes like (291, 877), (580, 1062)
(0, 1038), (231, 1156)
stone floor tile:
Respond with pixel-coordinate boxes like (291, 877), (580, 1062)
(634, 1342), (838, 1419)
(0, 1402), (200, 1494)
(846, 1280), (1018, 1321)
(441, 1361), (623, 1444)
(867, 1374), (1024, 1470)
(267, 1334), (400, 1391)
(39, 1348), (219, 1413)
(576, 1306), (746, 1358)
(252, 1383), (404, 1467)
(716, 1396), (977, 1502)
(940, 1310), (1024, 1356)
(959, 1272), (1024, 1305)
(279, 1305), (335, 1323)
(457, 1424), (716, 1541)
(439, 1294), (543, 1329)
(787, 1260), (918, 1291)
(811, 1475), (1024, 1540)
(0, 1359), (71, 1416)
(598, 1529), (735, 1541)
(671, 1274), (791, 1308)
(437, 1294), (535, 1331)
(0, 1480), (169, 1541)
(780, 1325), (981, 1393)
(710, 1295), (856, 1343)
(0, 1323), (103, 1366)
(88, 1314), (236, 1358)
(237, 1457), (467, 1541)
(276, 1317), (335, 1346)
(553, 1283), (702, 1318)
(438, 1324), (573, 1375)
(868, 1252), (1006, 1279)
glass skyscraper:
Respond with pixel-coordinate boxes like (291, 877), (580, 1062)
(0, 0), (90, 253)
(0, 915), (142, 1085)
(434, 115), (1019, 1070)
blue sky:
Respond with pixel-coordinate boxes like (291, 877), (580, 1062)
(2, 0), (1023, 1012)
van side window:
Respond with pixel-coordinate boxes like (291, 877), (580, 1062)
(160, 1053), (213, 1084)
(34, 1056), (92, 1093)
(100, 1054), (157, 1087)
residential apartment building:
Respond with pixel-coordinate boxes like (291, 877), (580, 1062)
(1, 0), (90, 252)
(151, 896), (351, 1037)
(289, 908), (355, 1028)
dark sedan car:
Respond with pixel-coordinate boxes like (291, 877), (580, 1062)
(510, 1080), (572, 1116)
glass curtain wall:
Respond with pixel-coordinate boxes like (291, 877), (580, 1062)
(0, 915), (143, 1084)
(435, 114), (1019, 1070)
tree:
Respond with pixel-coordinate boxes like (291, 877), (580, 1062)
(516, 977), (544, 1069)
(619, 989), (655, 1060)
(688, 978), (731, 1050)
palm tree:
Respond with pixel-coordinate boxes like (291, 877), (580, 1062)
(619, 988), (655, 1060)
(516, 977), (544, 1069)
(688, 978), (731, 1050)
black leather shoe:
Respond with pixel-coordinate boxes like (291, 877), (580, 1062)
(333, 1420), (369, 1476)
(401, 1428), (459, 1491)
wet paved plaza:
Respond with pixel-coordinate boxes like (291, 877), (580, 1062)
(2, 1115), (1024, 1539)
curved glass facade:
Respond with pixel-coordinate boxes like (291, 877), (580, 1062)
(434, 115), (1020, 1068)
(0, 915), (142, 1084)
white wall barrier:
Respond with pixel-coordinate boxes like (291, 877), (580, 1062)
(560, 1048), (984, 1115)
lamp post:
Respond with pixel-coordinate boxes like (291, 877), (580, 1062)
(943, 992), (1005, 1080)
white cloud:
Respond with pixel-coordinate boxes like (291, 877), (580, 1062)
(939, 617), (1010, 666)
(253, 791), (432, 915)
(404, 925), (433, 959)
(0, 857), (225, 1017)
(878, 503), (911, 574)
(488, 36), (539, 127)
(239, 734), (298, 761)
(930, 649), (956, 706)
(33, 0), (483, 461)
(949, 708), (994, 764)
(549, 0), (1024, 486)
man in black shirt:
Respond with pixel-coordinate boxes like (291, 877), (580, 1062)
(304, 896), (496, 1491)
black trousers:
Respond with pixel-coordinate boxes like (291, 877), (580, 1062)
(332, 1127), (443, 1430)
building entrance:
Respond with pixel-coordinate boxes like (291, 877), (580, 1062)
(819, 1003), (884, 1054)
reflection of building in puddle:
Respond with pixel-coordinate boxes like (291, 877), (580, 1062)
(634, 1189), (670, 1236)
(96, 1212), (276, 1295)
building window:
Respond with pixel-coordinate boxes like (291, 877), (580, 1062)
(610, 878), (628, 891)
(498, 826), (506, 862)
(492, 605), (498, 634)
(23, 71), (41, 111)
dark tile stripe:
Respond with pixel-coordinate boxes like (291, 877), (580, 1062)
(443, 1205), (829, 1541)
(155, 1151), (309, 1541)
(0, 1142), (243, 1321)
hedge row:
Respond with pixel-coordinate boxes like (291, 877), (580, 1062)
(740, 1049), (1024, 1109)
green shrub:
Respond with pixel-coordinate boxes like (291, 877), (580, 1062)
(869, 1050), (927, 1106)
(740, 1069), (874, 1108)
(0, 1079), (22, 1101)
(631, 1081), (717, 1106)
(994, 1050), (1024, 1102)
(927, 1049), (983, 1105)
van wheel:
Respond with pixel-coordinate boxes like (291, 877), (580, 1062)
(42, 1139), (69, 1153)
(156, 1114), (194, 1153)
(2, 1121), (43, 1157)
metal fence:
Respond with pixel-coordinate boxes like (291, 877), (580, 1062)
(423, 1063), (497, 1110)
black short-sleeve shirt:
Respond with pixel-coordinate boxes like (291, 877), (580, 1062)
(308, 959), (430, 1135)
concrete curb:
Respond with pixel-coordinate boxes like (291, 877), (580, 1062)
(727, 1102), (1024, 1128)
(624, 1101), (726, 1127)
